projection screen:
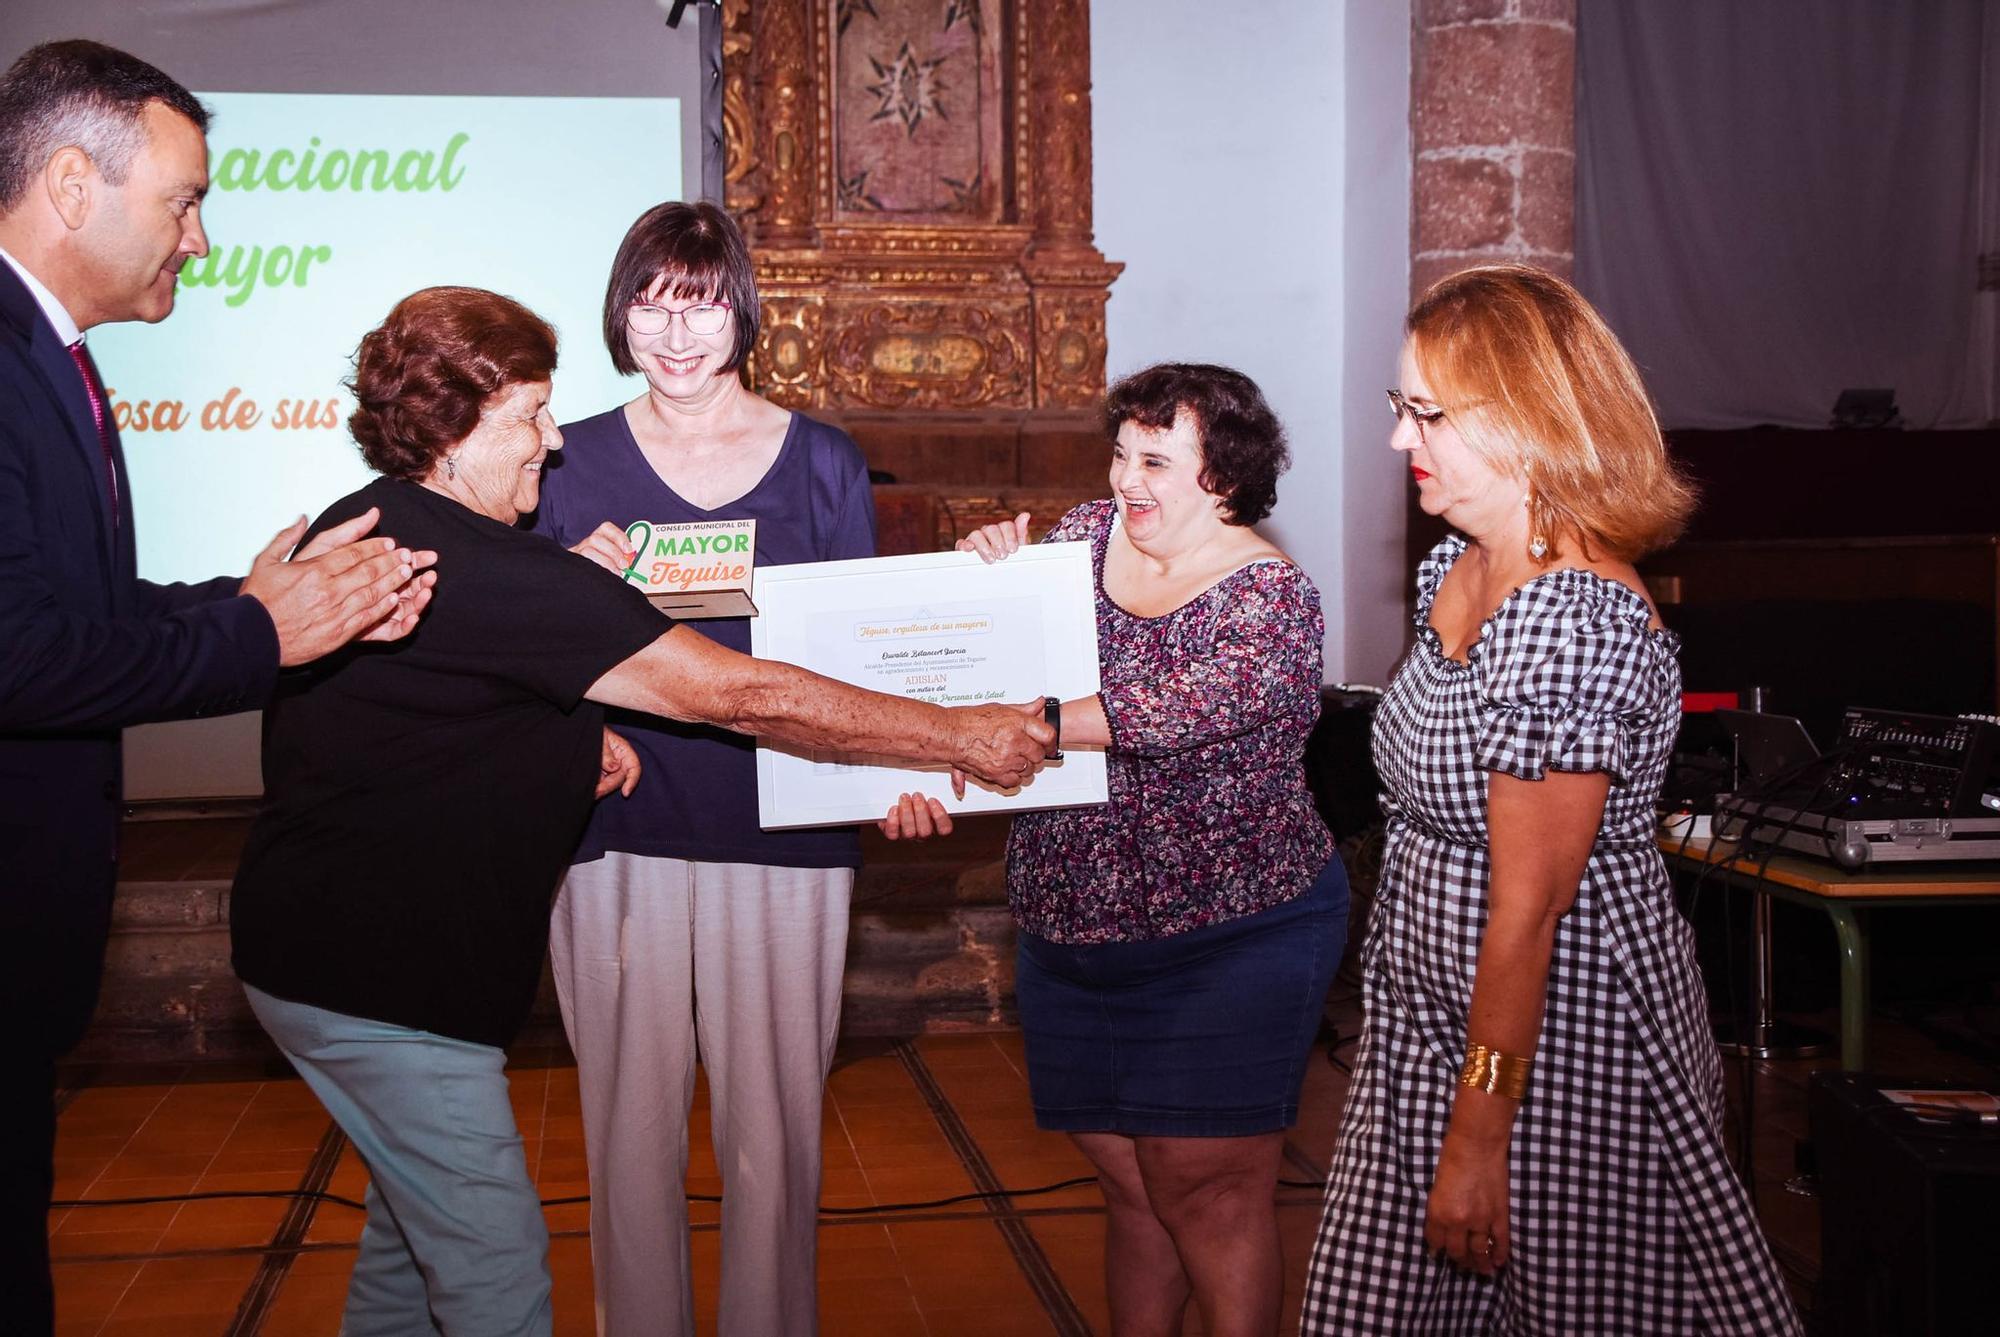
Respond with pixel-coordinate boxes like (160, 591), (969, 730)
(3, 0), (720, 799)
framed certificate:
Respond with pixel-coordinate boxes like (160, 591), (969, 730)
(749, 544), (1108, 829)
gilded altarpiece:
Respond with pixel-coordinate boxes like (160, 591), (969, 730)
(727, 0), (1121, 547)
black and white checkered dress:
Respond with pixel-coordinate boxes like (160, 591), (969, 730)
(1302, 537), (1799, 1335)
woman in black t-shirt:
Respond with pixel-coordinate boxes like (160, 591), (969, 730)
(229, 287), (1053, 1336)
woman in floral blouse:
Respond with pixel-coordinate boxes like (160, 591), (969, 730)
(888, 363), (1346, 1337)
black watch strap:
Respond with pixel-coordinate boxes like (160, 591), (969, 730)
(1043, 695), (1064, 759)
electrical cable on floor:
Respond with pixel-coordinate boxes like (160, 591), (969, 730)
(57, 1170), (1340, 1218)
(61, 991), (1371, 1223)
(54, 1188), (372, 1213)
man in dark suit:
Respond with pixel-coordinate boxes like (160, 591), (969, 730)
(0, 41), (437, 1331)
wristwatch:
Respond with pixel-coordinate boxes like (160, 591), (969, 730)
(1043, 696), (1064, 760)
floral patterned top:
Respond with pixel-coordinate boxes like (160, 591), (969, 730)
(1007, 500), (1335, 944)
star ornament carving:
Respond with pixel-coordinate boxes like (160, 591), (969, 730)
(836, 0), (879, 35)
(866, 41), (950, 136)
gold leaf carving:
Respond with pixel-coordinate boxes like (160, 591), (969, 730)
(752, 297), (826, 409)
(1054, 330), (1089, 374)
(1032, 291), (1109, 409)
(826, 303), (1028, 410)
(867, 333), (987, 379)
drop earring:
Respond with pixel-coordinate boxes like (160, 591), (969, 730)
(1524, 491), (1547, 560)
(444, 454), (458, 481)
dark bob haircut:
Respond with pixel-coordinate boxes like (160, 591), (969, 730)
(347, 286), (558, 481)
(1101, 363), (1289, 526)
(0, 40), (210, 212)
(602, 201), (761, 375)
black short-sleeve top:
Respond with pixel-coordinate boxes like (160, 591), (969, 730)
(230, 477), (669, 1048)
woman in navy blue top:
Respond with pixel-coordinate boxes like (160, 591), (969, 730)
(532, 202), (875, 1337)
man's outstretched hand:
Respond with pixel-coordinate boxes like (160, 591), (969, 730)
(241, 508), (439, 667)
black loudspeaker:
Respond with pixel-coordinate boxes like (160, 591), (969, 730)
(1809, 1072), (2000, 1335)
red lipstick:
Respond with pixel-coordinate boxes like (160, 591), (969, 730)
(1411, 467), (1432, 481)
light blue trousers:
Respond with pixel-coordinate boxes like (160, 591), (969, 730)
(244, 984), (552, 1337)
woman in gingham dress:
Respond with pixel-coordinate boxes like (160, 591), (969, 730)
(1303, 267), (1799, 1335)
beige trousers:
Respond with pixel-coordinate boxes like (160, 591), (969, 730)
(549, 853), (852, 1337)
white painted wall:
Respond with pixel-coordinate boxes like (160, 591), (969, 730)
(1091, 0), (1409, 683)
(1339, 0), (1416, 686)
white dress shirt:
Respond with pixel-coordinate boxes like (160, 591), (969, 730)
(0, 243), (85, 346)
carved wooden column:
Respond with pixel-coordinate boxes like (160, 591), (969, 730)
(721, 0), (763, 214)
(1022, 0), (1123, 412)
(750, 0), (817, 245)
(1026, 0), (1091, 256)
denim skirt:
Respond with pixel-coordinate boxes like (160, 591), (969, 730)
(1015, 857), (1349, 1137)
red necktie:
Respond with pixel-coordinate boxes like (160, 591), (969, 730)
(66, 340), (120, 526)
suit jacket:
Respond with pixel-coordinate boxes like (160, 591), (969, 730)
(0, 258), (279, 1051)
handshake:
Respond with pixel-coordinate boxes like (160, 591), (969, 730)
(943, 696), (1061, 791)
(890, 694), (1076, 842)
(881, 696), (1045, 843)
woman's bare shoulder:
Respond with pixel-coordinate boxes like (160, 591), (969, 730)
(1572, 557), (1663, 631)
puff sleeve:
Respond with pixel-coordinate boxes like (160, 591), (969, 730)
(1472, 576), (1670, 786)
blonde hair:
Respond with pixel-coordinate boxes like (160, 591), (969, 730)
(1408, 264), (1695, 563)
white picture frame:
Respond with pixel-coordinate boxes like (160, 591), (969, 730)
(749, 544), (1107, 829)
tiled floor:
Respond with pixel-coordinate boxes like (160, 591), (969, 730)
(49, 999), (1993, 1335)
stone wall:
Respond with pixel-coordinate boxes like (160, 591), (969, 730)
(77, 819), (1027, 1066)
(1410, 0), (1576, 299)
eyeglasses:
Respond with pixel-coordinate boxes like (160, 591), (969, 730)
(627, 300), (732, 338)
(1386, 389), (1448, 444)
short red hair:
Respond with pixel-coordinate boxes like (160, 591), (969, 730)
(347, 286), (558, 480)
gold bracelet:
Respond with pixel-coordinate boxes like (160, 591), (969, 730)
(1459, 1044), (1532, 1101)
